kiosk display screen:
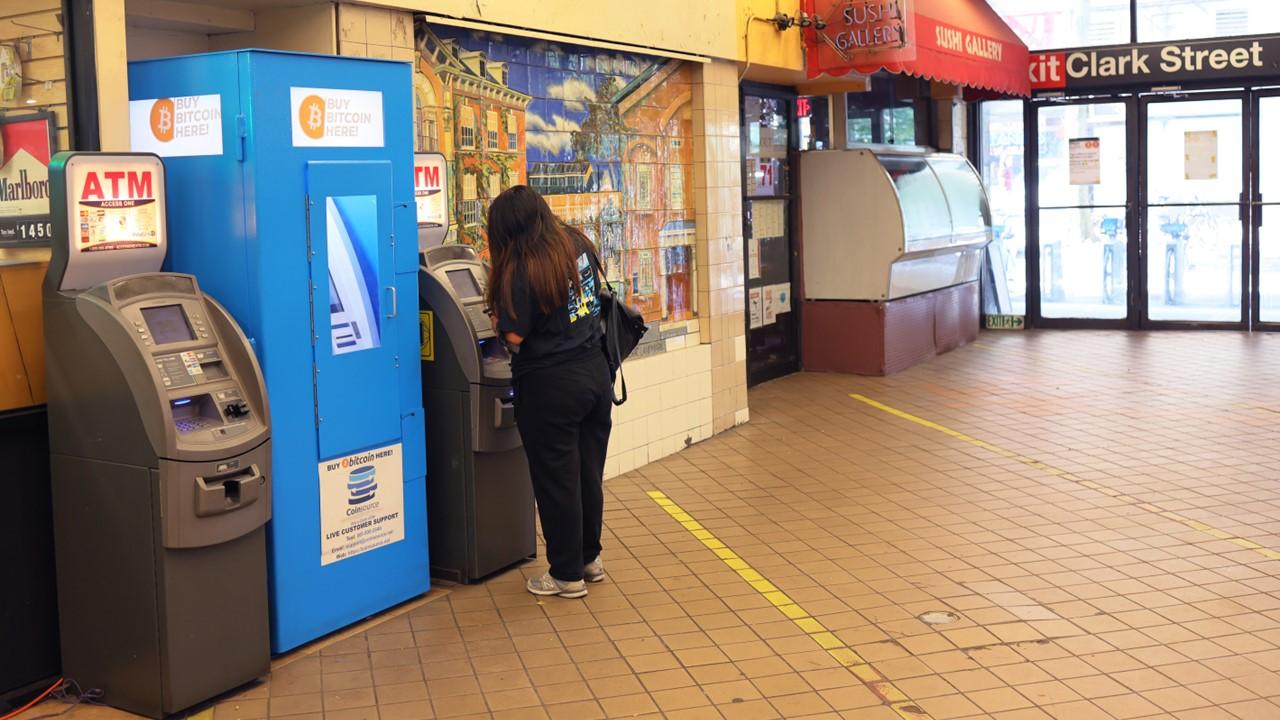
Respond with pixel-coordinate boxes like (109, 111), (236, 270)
(141, 304), (195, 344)
(446, 268), (481, 299)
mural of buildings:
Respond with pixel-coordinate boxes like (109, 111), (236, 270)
(415, 25), (531, 250)
(413, 21), (696, 325)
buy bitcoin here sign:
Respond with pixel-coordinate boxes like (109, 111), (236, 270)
(129, 94), (224, 157)
(290, 87), (385, 148)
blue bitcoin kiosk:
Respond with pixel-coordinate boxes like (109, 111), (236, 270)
(129, 51), (428, 652)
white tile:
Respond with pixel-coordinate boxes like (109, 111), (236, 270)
(734, 335), (746, 363)
(734, 407), (750, 426)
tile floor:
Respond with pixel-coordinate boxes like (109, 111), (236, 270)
(19, 330), (1280, 720)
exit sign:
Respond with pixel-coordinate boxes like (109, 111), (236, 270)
(985, 314), (1025, 330)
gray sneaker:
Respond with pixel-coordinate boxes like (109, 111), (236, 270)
(526, 573), (588, 598)
(584, 556), (605, 583)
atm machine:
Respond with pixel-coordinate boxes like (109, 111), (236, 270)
(43, 152), (271, 718)
(129, 51), (428, 652)
(419, 241), (534, 583)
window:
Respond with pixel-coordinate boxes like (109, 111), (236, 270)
(635, 165), (654, 210)
(462, 174), (481, 226)
(546, 49), (560, 68)
(1136, 0), (1279, 42)
(846, 74), (922, 147)
(979, 100), (1028, 316)
(426, 117), (439, 152)
(486, 110), (499, 150)
(487, 174), (501, 201)
(459, 106), (476, 149)
(987, 0), (1129, 50)
(506, 113), (518, 150)
(667, 165), (684, 210)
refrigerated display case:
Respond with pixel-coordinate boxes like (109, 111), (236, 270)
(799, 147), (992, 375)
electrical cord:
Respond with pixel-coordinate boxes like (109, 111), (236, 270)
(0, 679), (62, 720)
(0, 680), (103, 720)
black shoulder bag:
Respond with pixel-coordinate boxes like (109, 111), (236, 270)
(586, 245), (647, 406)
(598, 280), (648, 404)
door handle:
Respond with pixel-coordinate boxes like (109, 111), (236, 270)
(387, 285), (398, 319)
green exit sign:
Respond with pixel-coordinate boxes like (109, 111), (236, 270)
(985, 314), (1025, 330)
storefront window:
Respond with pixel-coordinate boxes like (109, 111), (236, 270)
(846, 73), (925, 147)
(1136, 0), (1280, 42)
(979, 100), (1027, 315)
(797, 95), (830, 151)
(988, 0), (1130, 49)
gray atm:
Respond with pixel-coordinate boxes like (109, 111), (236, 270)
(43, 152), (271, 718)
(420, 243), (534, 582)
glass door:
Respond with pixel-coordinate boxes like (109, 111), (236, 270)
(1141, 95), (1246, 326)
(1253, 94), (1280, 327)
(741, 87), (799, 386)
(1032, 100), (1133, 323)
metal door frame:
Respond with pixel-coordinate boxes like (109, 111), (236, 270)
(1137, 89), (1251, 330)
(1026, 94), (1140, 329)
(1249, 88), (1280, 331)
(740, 82), (801, 387)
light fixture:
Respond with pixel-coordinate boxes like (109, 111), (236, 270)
(771, 12), (826, 32)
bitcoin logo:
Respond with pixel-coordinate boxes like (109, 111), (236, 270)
(299, 94), (326, 140)
(149, 98), (175, 143)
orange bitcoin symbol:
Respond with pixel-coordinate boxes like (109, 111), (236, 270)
(299, 94), (326, 140)
(150, 98), (175, 143)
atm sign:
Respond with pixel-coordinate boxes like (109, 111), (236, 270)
(79, 170), (155, 207)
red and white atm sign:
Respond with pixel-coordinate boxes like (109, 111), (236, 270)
(414, 153), (449, 247)
(70, 159), (163, 253)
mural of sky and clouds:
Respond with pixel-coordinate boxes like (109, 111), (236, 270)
(432, 27), (656, 164)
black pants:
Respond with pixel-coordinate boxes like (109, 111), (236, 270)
(513, 351), (613, 582)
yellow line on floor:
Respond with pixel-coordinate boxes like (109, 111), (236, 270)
(647, 491), (932, 720)
(848, 393), (1280, 563)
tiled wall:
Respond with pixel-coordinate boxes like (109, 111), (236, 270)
(336, 6), (748, 477)
(694, 61), (750, 433)
(337, 4), (416, 63)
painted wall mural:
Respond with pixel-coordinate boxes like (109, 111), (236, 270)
(413, 21), (696, 324)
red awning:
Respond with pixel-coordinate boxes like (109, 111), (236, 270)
(802, 0), (1030, 97)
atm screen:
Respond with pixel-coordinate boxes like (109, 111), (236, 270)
(141, 304), (195, 344)
(446, 268), (481, 298)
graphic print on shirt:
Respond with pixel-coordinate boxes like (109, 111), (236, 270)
(569, 252), (600, 323)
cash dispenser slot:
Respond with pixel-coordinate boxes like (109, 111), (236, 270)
(195, 465), (263, 517)
(493, 391), (515, 430)
(170, 394), (223, 433)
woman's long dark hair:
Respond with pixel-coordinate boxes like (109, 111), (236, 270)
(486, 185), (581, 320)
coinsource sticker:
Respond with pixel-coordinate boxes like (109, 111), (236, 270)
(318, 442), (403, 565)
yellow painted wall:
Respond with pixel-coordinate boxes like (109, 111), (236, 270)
(737, 0), (805, 73)
(209, 4), (338, 55)
(370, 0), (740, 60)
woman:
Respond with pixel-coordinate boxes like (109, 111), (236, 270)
(486, 185), (613, 599)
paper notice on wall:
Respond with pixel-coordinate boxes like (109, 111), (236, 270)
(751, 199), (786, 239)
(1185, 130), (1218, 180)
(748, 287), (763, 329)
(1069, 137), (1101, 185)
(762, 285), (778, 325)
(319, 443), (405, 566)
(770, 282), (792, 314)
(748, 237), (761, 280)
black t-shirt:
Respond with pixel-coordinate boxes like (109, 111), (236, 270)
(497, 236), (603, 377)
